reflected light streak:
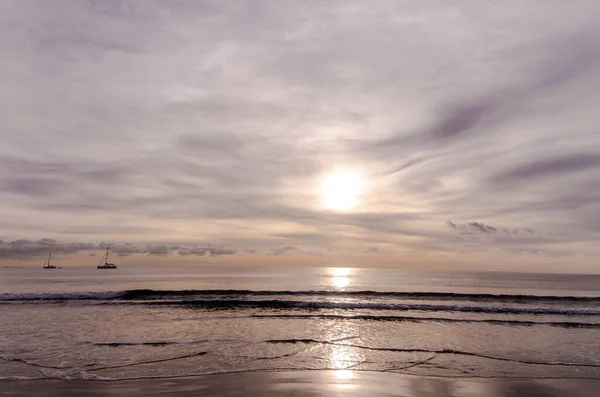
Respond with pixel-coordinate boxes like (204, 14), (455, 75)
(325, 314), (364, 374)
(334, 369), (355, 380)
(330, 267), (351, 290)
(330, 345), (354, 369)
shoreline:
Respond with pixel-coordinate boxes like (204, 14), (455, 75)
(2, 370), (599, 397)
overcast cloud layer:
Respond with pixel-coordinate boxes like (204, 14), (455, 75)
(1, 1), (599, 271)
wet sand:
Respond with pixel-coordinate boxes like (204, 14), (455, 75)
(1, 371), (599, 396)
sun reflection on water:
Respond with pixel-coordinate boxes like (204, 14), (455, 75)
(330, 267), (351, 290)
(330, 345), (360, 369)
(323, 315), (364, 375)
(323, 268), (362, 386)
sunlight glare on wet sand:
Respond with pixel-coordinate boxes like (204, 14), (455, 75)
(334, 369), (355, 380)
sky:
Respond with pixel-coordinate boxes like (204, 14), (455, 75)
(1, 0), (600, 272)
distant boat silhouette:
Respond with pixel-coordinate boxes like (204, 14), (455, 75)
(97, 246), (117, 269)
(42, 252), (56, 269)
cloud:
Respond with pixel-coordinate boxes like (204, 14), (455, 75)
(146, 244), (170, 256)
(100, 242), (148, 257)
(272, 232), (326, 241)
(1, 1), (600, 269)
(359, 28), (600, 174)
(465, 222), (497, 234)
(444, 221), (586, 259)
(270, 245), (302, 256)
(448, 221), (533, 240)
(35, 238), (57, 246)
(491, 154), (600, 184)
(0, 238), (240, 260)
(177, 246), (236, 256)
(0, 239), (97, 259)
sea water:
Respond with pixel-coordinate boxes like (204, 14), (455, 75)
(1, 266), (599, 380)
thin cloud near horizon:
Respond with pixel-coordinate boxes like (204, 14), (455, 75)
(1, 1), (599, 272)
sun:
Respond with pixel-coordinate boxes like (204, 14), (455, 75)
(321, 169), (363, 211)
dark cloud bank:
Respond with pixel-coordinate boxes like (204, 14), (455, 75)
(0, 239), (236, 260)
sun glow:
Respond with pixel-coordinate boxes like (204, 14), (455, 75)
(321, 169), (363, 211)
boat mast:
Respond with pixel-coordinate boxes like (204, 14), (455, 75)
(105, 246), (110, 265)
(43, 251), (53, 268)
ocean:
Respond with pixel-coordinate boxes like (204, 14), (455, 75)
(1, 266), (599, 382)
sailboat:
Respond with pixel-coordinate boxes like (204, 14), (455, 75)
(43, 252), (56, 269)
(97, 246), (117, 269)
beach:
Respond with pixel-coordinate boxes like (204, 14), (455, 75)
(2, 371), (600, 396)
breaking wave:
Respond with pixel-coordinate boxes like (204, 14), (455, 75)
(1, 289), (599, 317)
(117, 289), (600, 303)
(136, 299), (600, 315)
(0, 291), (126, 301)
(2, 288), (599, 303)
